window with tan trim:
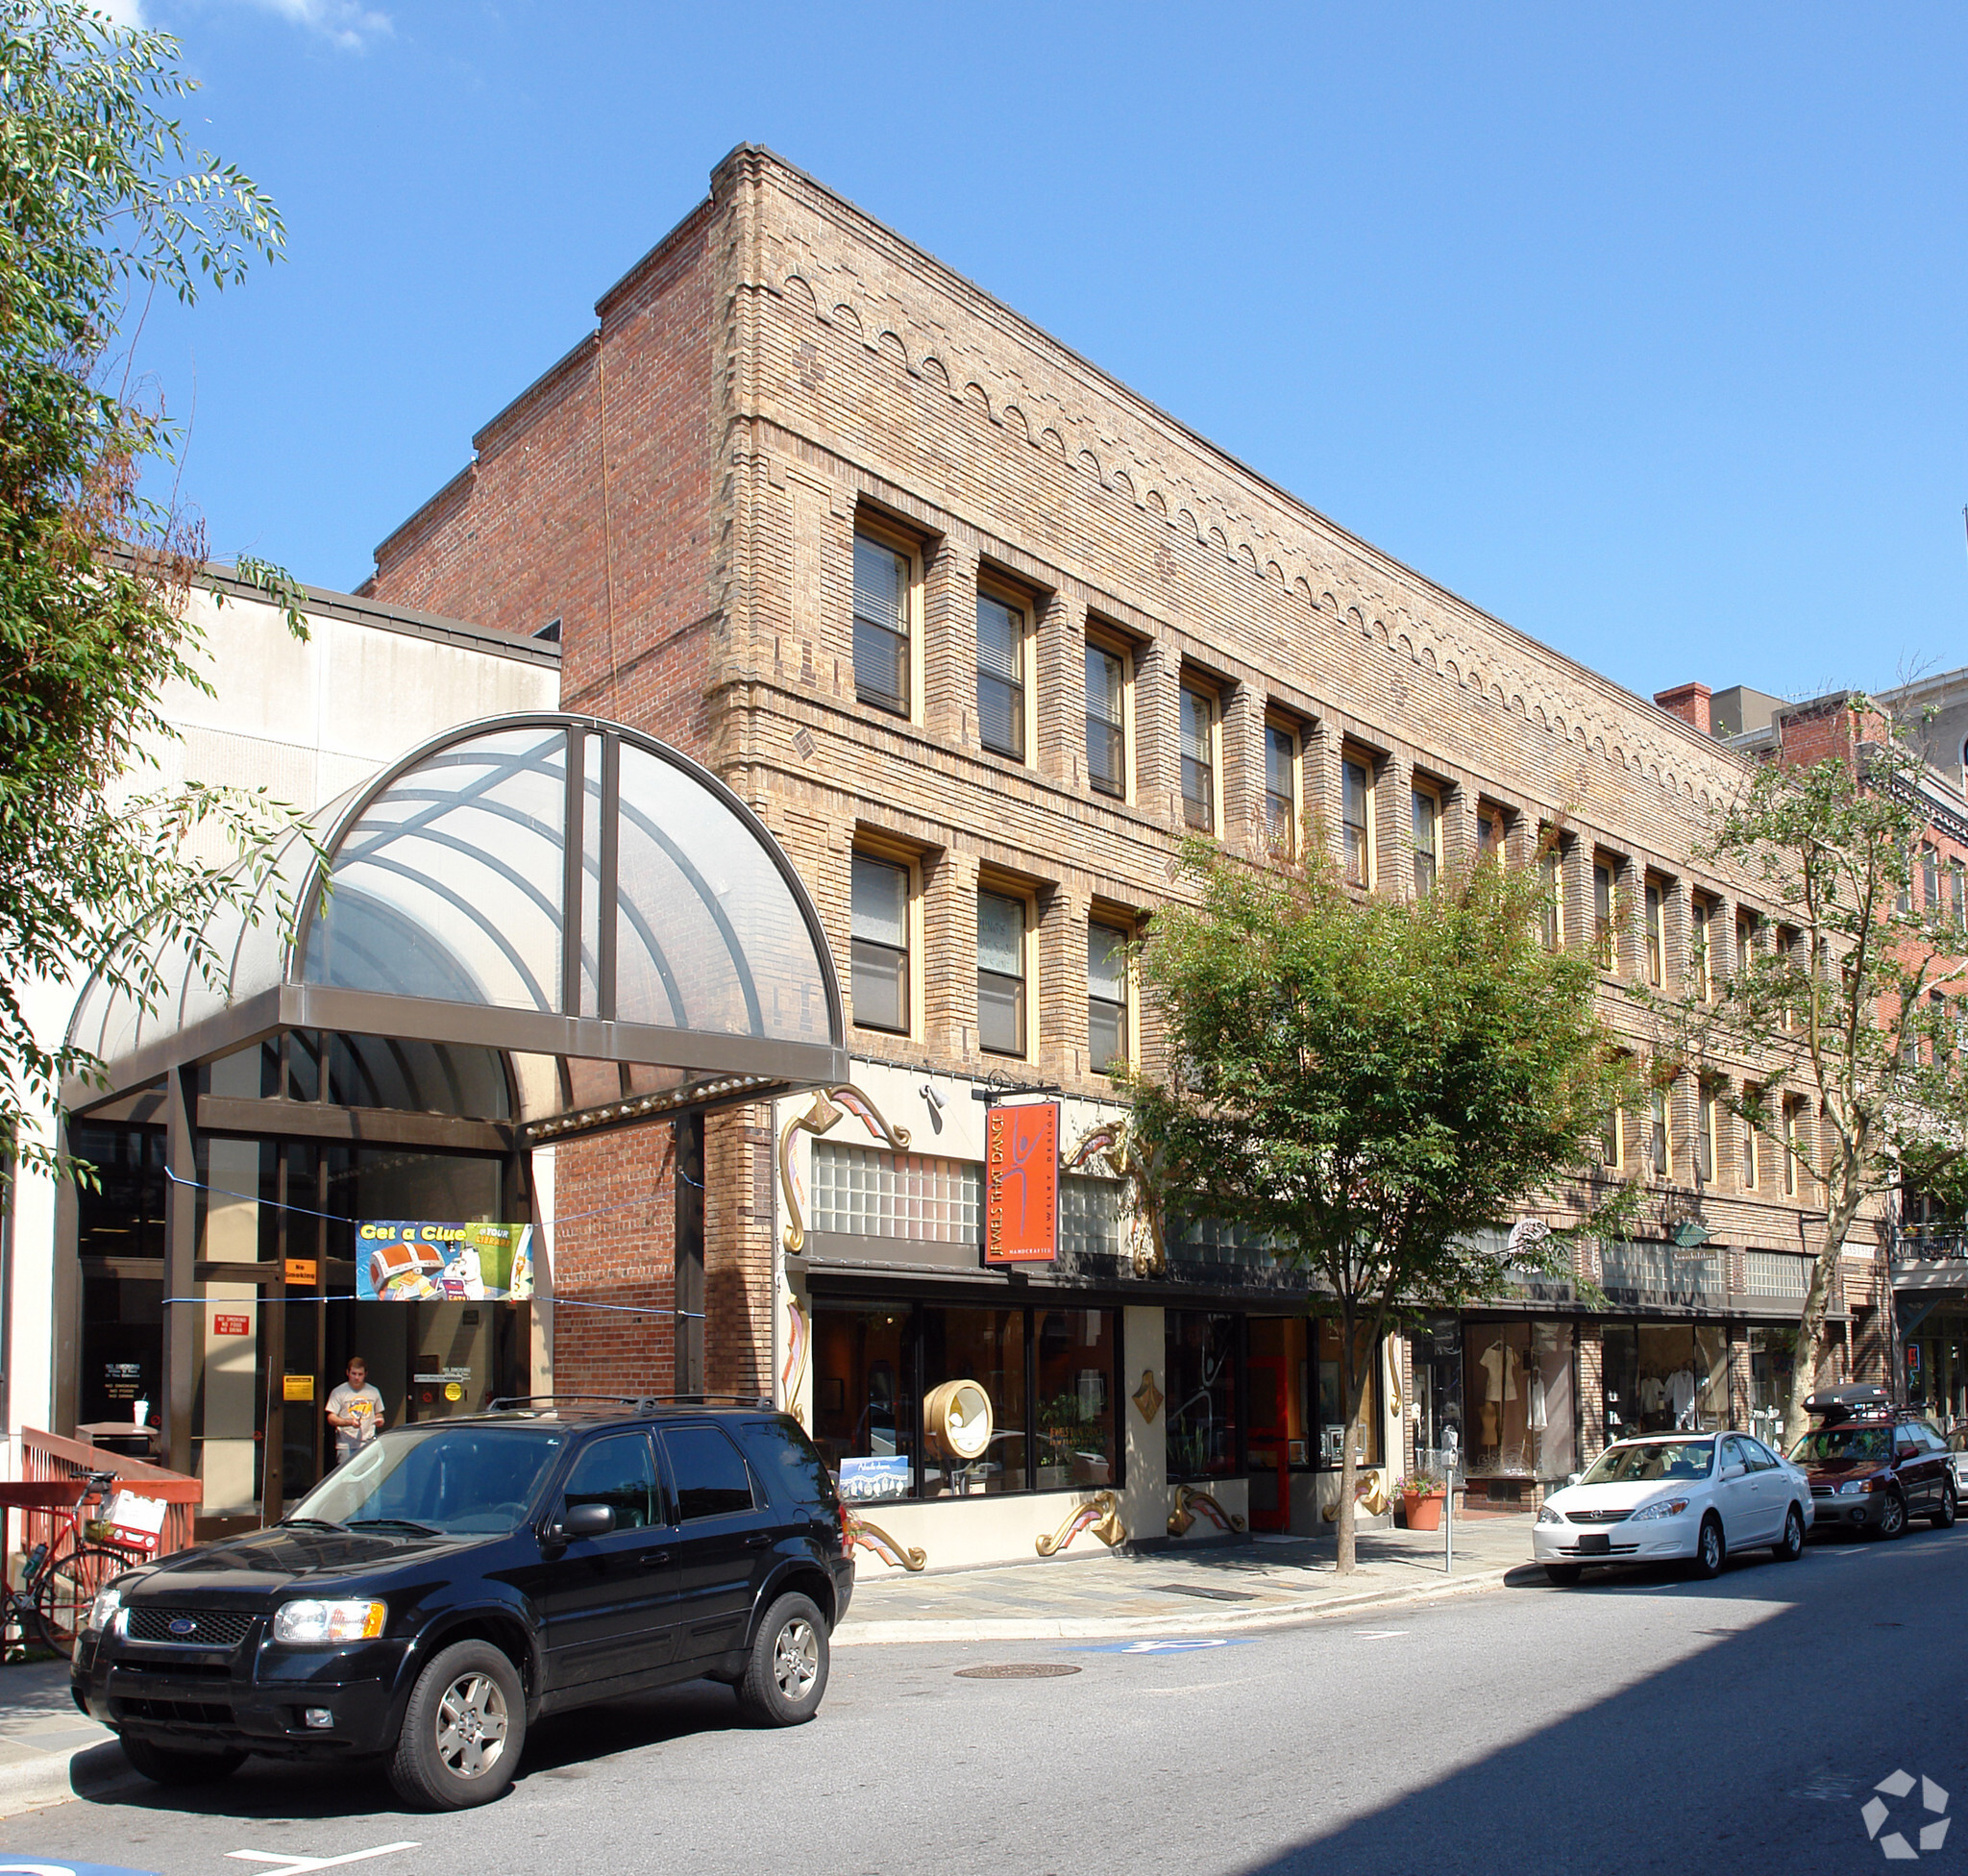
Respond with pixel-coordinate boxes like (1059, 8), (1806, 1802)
(1741, 1091), (1759, 1191)
(852, 526), (916, 718)
(1593, 859), (1616, 969)
(1084, 629), (1129, 801)
(1180, 682), (1218, 833)
(1696, 1079), (1717, 1185)
(1411, 782), (1441, 900)
(1690, 895), (1716, 1001)
(1088, 918), (1132, 1074)
(850, 847), (915, 1037)
(976, 580), (1031, 763)
(1539, 839), (1562, 950)
(1342, 753), (1374, 888)
(1476, 802), (1509, 865)
(1264, 719), (1299, 856)
(1783, 1098), (1802, 1197)
(1649, 1085), (1670, 1180)
(1600, 1060), (1627, 1171)
(978, 885), (1033, 1058)
(1644, 876), (1666, 988)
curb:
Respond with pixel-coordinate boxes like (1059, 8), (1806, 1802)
(833, 1563), (1517, 1645)
(0, 1745), (92, 1819)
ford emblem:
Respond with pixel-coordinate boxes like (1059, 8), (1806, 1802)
(166, 1617), (197, 1637)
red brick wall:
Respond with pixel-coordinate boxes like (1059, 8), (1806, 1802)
(549, 1126), (679, 1398)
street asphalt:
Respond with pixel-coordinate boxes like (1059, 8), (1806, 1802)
(5, 1518), (1964, 1875)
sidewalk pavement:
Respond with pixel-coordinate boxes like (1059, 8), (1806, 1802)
(0, 1654), (120, 1818)
(834, 1509), (1540, 1644)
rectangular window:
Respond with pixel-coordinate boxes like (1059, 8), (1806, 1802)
(1736, 910), (1758, 975)
(852, 532), (911, 716)
(1600, 1087), (1623, 1171)
(1922, 844), (1940, 913)
(1342, 758), (1371, 887)
(1690, 898), (1714, 1000)
(1784, 1099), (1801, 1197)
(1697, 1081), (1717, 1185)
(1180, 686), (1216, 832)
(976, 589), (1026, 761)
(1085, 639), (1126, 798)
(1540, 845), (1562, 949)
(849, 852), (910, 1035)
(1166, 1311), (1241, 1479)
(1035, 1308), (1119, 1491)
(1317, 1321), (1384, 1469)
(1645, 879), (1665, 987)
(1594, 862), (1615, 969)
(1741, 1096), (1759, 1190)
(1477, 804), (1507, 864)
(977, 889), (1027, 1056)
(1264, 723), (1298, 854)
(921, 1306), (1027, 1495)
(1953, 862), (1967, 932)
(1088, 921), (1129, 1074)
(1412, 786), (1439, 899)
(1650, 1086), (1670, 1179)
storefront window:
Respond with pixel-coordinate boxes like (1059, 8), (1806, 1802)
(1412, 1314), (1464, 1478)
(1463, 1321), (1575, 1482)
(1247, 1316), (1308, 1529)
(1603, 1321), (1731, 1445)
(921, 1306), (1026, 1495)
(1167, 1311), (1241, 1479)
(1749, 1327), (1796, 1448)
(1034, 1309), (1117, 1490)
(1316, 1319), (1383, 1469)
(812, 1301), (1119, 1501)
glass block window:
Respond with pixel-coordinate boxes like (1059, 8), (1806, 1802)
(811, 1142), (981, 1243)
(1059, 1173), (1125, 1262)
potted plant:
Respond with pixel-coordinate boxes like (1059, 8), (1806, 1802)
(1401, 1472), (1448, 1532)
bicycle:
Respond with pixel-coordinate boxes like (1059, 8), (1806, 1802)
(2, 1471), (145, 1658)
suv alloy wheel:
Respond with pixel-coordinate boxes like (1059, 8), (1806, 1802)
(737, 1591), (828, 1726)
(388, 1638), (528, 1810)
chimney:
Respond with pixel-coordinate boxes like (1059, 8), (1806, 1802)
(1654, 682), (1712, 737)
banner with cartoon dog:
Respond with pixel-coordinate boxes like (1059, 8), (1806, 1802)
(356, 1222), (536, 1301)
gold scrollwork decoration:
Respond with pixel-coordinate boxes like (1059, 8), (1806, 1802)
(1168, 1485), (1246, 1538)
(778, 1085), (912, 1254)
(1035, 1491), (1126, 1557)
(780, 1295), (809, 1424)
(1321, 1469), (1390, 1521)
(844, 1511), (926, 1572)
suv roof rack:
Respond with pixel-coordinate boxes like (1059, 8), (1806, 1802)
(488, 1393), (775, 1414)
(1803, 1383), (1895, 1422)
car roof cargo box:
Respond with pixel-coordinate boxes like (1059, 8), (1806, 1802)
(1804, 1382), (1892, 1421)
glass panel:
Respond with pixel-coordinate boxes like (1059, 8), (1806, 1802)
(812, 1304), (917, 1498)
(1181, 689), (1214, 830)
(977, 892), (1024, 977)
(1317, 1320), (1382, 1468)
(850, 857), (910, 1036)
(320, 1033), (511, 1119)
(1034, 1309), (1117, 1490)
(578, 730), (603, 1018)
(921, 1307), (1026, 1496)
(854, 535), (909, 714)
(850, 940), (907, 1035)
(851, 853), (907, 949)
(613, 742), (829, 1042)
(1343, 760), (1369, 884)
(78, 1271), (162, 1425)
(1265, 726), (1295, 847)
(735, 1419), (838, 1512)
(1412, 790), (1438, 898)
(977, 594), (1024, 760)
(979, 973), (1024, 1055)
(1088, 921), (1127, 1074)
(73, 1123), (166, 1257)
(306, 728), (568, 1013)
(662, 1425), (755, 1518)
(1086, 643), (1124, 796)
(562, 1431), (658, 1529)
(1166, 1311), (1240, 1479)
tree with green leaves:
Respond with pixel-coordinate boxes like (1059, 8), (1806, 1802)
(1694, 701), (1968, 1446)
(1, 1), (308, 1185)
(1125, 838), (1635, 1571)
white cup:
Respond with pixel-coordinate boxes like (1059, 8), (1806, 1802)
(132, 1398), (150, 1428)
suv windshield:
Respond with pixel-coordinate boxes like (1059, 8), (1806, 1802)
(1789, 1426), (1890, 1464)
(286, 1424), (567, 1535)
(1579, 1440), (1713, 1485)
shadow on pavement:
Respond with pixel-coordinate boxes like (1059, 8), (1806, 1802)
(64, 1677), (756, 1822)
(1230, 1523), (1968, 1876)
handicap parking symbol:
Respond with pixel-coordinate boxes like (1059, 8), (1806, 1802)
(0, 1860), (161, 1876)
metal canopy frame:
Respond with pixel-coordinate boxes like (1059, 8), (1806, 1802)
(63, 712), (849, 1125)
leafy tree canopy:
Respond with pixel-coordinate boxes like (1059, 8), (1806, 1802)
(1125, 837), (1634, 1568)
(1, 1), (304, 1184)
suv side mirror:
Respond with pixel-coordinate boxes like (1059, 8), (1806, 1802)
(560, 1503), (616, 1541)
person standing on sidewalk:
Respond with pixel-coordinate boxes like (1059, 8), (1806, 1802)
(326, 1356), (387, 1465)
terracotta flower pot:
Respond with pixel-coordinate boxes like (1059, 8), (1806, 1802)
(1402, 1489), (1446, 1532)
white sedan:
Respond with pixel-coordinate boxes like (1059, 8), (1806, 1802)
(1533, 1432), (1815, 1585)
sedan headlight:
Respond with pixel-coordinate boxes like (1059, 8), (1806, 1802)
(273, 1599), (387, 1644)
(1629, 1497), (1691, 1522)
(1536, 1504), (1566, 1525)
(1837, 1478), (1879, 1496)
(85, 1587), (122, 1634)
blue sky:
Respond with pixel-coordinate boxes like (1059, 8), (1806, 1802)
(119, 0), (1968, 705)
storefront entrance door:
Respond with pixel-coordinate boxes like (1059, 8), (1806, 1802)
(1247, 1358), (1290, 1533)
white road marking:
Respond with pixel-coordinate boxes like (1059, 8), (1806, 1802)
(226, 1843), (419, 1873)
(1353, 1629), (1409, 1640)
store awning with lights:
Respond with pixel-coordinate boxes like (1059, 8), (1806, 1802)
(65, 714), (848, 1143)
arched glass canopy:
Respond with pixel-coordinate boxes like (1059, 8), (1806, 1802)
(66, 715), (848, 1141)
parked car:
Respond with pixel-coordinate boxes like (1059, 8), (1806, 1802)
(72, 1399), (854, 1810)
(1786, 1383), (1957, 1538)
(1948, 1426), (1968, 1501)
(1533, 1431), (1813, 1585)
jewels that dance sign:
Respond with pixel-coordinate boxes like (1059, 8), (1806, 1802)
(984, 1101), (1059, 1265)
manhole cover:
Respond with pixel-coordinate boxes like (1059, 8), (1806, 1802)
(1149, 1582), (1260, 1602)
(953, 1663), (1082, 1680)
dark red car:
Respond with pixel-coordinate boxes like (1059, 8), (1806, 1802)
(1787, 1383), (1957, 1538)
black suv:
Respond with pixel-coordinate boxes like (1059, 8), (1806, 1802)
(1787, 1383), (1958, 1538)
(72, 1397), (854, 1810)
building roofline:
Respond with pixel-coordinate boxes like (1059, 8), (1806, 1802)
(202, 565), (561, 668)
(720, 142), (1753, 782)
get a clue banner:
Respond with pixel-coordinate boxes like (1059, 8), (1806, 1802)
(357, 1222), (536, 1301)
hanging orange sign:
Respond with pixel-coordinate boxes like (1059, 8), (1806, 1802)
(984, 1101), (1059, 1265)
(284, 1258), (318, 1285)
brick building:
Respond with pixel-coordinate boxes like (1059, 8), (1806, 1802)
(352, 145), (1877, 1567)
